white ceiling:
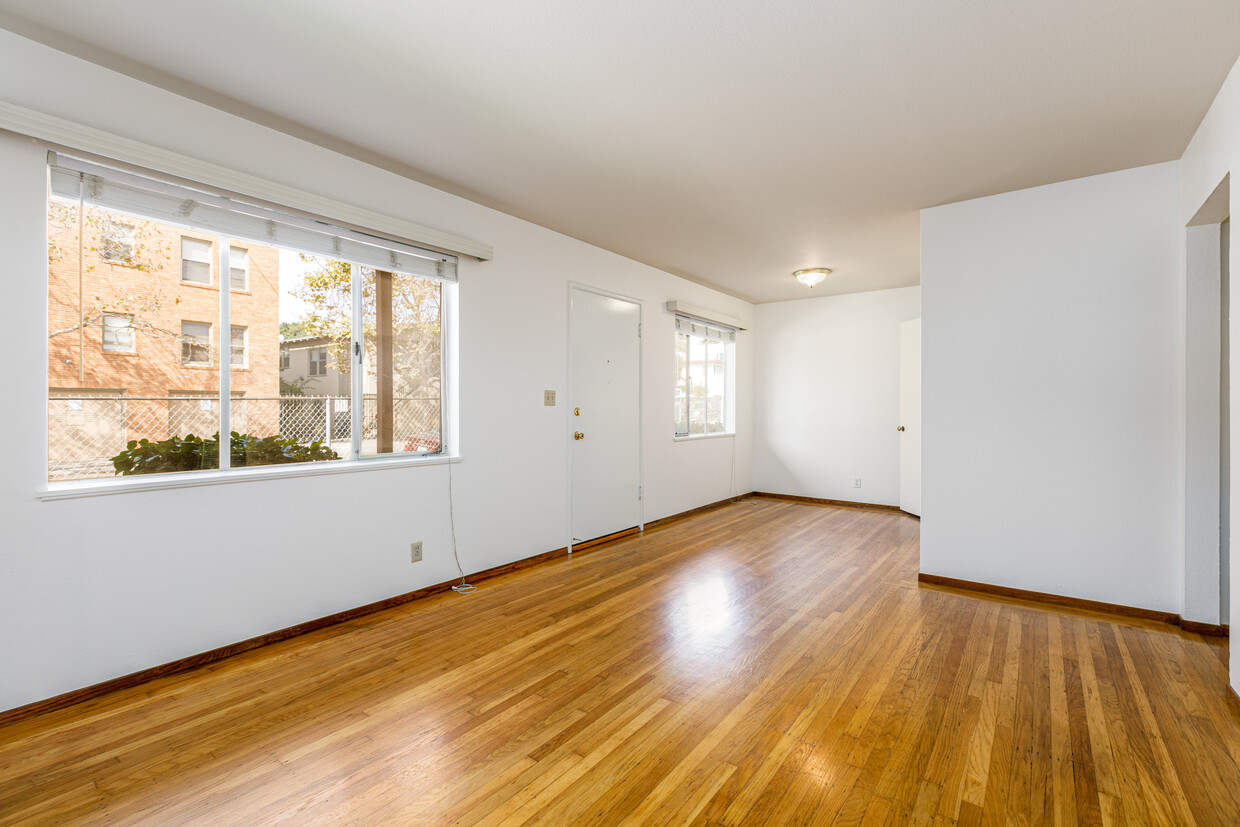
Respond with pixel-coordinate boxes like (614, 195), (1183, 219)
(1, 1), (1237, 303)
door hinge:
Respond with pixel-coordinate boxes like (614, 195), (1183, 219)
(638, 484), (643, 501)
(638, 323), (642, 338)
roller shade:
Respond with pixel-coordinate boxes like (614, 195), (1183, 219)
(49, 154), (457, 282)
(675, 314), (736, 343)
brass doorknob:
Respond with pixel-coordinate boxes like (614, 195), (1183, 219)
(573, 431), (585, 440)
(897, 426), (905, 432)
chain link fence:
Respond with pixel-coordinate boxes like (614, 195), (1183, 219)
(48, 394), (441, 481)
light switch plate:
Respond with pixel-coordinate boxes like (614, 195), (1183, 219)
(544, 390), (556, 406)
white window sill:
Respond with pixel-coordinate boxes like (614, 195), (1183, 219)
(673, 432), (735, 442)
(37, 453), (462, 501)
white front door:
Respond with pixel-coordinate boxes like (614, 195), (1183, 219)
(900, 318), (922, 517)
(569, 286), (642, 545)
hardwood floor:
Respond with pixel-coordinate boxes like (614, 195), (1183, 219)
(1, 499), (1238, 825)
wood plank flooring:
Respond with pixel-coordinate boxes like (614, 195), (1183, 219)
(1, 499), (1238, 824)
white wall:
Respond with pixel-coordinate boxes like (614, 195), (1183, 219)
(1185, 223), (1223, 624)
(0, 31), (754, 713)
(921, 161), (1184, 614)
(1182, 56), (1240, 690)
(753, 287), (920, 506)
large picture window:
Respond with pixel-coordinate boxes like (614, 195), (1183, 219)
(47, 153), (455, 483)
(673, 315), (735, 436)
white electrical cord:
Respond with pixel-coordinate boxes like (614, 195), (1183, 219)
(447, 459), (475, 594)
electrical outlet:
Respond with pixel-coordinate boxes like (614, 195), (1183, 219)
(543, 390), (556, 406)
(410, 541), (423, 562)
(853, 477), (862, 488)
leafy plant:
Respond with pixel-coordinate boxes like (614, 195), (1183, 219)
(112, 432), (339, 475)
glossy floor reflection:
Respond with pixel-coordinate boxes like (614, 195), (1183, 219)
(0, 498), (1237, 825)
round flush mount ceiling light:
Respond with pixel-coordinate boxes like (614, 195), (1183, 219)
(794, 268), (831, 288)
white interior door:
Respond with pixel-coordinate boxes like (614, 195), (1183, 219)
(569, 286), (641, 544)
(900, 318), (922, 517)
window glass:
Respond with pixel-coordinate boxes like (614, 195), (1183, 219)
(181, 237), (212, 284)
(673, 317), (735, 437)
(181, 321), (212, 365)
(102, 313), (134, 353)
(47, 155), (449, 482)
(361, 266), (442, 456)
(230, 326), (247, 367)
(229, 246), (248, 290)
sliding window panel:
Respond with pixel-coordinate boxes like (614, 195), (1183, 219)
(360, 266), (443, 457)
(47, 192), (220, 479)
(229, 252), (351, 468)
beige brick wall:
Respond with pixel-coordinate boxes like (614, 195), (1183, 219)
(48, 204), (281, 435)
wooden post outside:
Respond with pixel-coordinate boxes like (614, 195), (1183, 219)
(376, 270), (394, 454)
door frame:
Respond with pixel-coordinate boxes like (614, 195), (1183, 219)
(566, 281), (644, 554)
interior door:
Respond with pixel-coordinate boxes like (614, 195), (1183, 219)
(900, 318), (922, 516)
(569, 286), (641, 545)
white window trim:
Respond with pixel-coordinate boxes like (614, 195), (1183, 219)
(181, 320), (213, 366)
(37, 454), (465, 501)
(101, 312), (134, 353)
(230, 325), (248, 369)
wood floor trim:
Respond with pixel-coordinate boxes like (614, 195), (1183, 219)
(753, 491), (906, 514)
(918, 572), (1231, 635)
(0, 495), (755, 727)
(642, 493), (757, 531)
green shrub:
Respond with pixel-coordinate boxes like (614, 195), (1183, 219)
(112, 432), (339, 475)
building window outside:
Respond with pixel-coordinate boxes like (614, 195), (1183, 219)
(181, 321), (212, 365)
(230, 326), (247, 368)
(674, 316), (735, 436)
(101, 313), (134, 353)
(230, 246), (248, 290)
(309, 346), (328, 376)
(280, 348), (290, 370)
(181, 237), (212, 284)
(100, 221), (135, 262)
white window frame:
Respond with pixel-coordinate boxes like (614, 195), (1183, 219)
(100, 220), (134, 262)
(180, 320), (212, 366)
(673, 315), (736, 439)
(308, 346), (328, 376)
(101, 312), (134, 353)
(230, 325), (248, 368)
(180, 236), (212, 285)
(229, 245), (248, 291)
(42, 146), (464, 496)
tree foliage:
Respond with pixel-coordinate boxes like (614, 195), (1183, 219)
(292, 256), (442, 397)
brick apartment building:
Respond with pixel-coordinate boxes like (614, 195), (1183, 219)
(47, 203), (281, 477)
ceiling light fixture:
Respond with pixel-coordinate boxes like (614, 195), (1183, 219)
(794, 268), (831, 288)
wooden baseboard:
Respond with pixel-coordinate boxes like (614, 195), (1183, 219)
(1181, 619), (1231, 637)
(918, 573), (1231, 637)
(753, 491), (906, 515)
(569, 527), (639, 552)
(1229, 686), (1240, 718)
(643, 493), (756, 531)
(1, 494), (760, 727)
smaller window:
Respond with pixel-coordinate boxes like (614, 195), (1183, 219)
(309, 346), (328, 376)
(280, 347), (290, 370)
(229, 246), (248, 290)
(181, 237), (212, 285)
(181, 321), (212, 365)
(230, 326), (247, 367)
(674, 315), (735, 437)
(101, 222), (135, 262)
(101, 313), (134, 353)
